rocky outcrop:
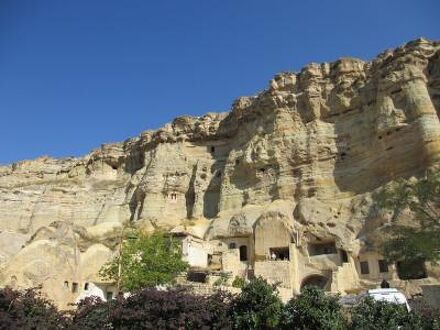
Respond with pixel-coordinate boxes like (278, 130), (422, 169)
(1, 38), (440, 306)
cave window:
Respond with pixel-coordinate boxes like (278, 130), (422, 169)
(340, 250), (349, 263)
(239, 245), (248, 261)
(378, 260), (389, 273)
(259, 168), (266, 173)
(210, 146), (215, 153)
(229, 242), (236, 249)
(106, 291), (114, 301)
(235, 159), (240, 165)
(84, 282), (89, 291)
(170, 193), (177, 200)
(360, 261), (370, 275)
(269, 247), (290, 261)
(187, 270), (207, 283)
(64, 281), (69, 289)
(308, 242), (337, 256)
(72, 282), (78, 293)
(396, 259), (427, 280)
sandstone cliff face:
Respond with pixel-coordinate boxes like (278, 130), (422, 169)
(1, 38), (440, 307)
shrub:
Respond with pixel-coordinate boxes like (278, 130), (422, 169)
(68, 296), (113, 330)
(231, 276), (246, 288)
(281, 286), (346, 330)
(350, 297), (425, 330)
(0, 286), (68, 330)
(230, 277), (283, 329)
(109, 287), (232, 329)
(408, 298), (440, 330)
(213, 273), (229, 287)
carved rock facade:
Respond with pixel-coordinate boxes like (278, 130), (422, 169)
(1, 38), (440, 307)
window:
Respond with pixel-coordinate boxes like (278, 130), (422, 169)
(72, 282), (78, 293)
(360, 261), (370, 275)
(239, 245), (248, 261)
(170, 193), (177, 200)
(308, 242), (337, 256)
(397, 259), (427, 280)
(63, 281), (69, 289)
(210, 146), (215, 153)
(187, 270), (207, 283)
(269, 247), (290, 261)
(229, 242), (236, 249)
(378, 260), (389, 273)
(84, 282), (89, 291)
(106, 291), (113, 301)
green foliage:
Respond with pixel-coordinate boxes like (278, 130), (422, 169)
(213, 273), (229, 286)
(350, 297), (425, 330)
(281, 286), (347, 330)
(99, 231), (188, 291)
(375, 170), (440, 263)
(230, 277), (283, 329)
(231, 276), (246, 288)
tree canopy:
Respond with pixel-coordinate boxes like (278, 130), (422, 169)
(375, 170), (440, 264)
(99, 231), (188, 291)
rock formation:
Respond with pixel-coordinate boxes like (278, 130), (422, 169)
(1, 38), (440, 307)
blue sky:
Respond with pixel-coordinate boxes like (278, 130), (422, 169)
(0, 0), (439, 164)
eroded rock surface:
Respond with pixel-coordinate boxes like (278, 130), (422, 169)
(1, 38), (440, 307)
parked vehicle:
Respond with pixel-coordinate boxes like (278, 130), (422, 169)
(340, 288), (411, 312)
(366, 288), (411, 312)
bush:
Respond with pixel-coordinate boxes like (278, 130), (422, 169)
(230, 277), (283, 329)
(0, 286), (68, 330)
(68, 296), (114, 330)
(281, 286), (346, 330)
(70, 287), (232, 329)
(213, 273), (229, 287)
(350, 297), (425, 330)
(231, 276), (246, 288)
(408, 298), (440, 330)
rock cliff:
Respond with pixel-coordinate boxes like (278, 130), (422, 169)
(1, 38), (440, 307)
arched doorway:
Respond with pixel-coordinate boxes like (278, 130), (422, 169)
(300, 274), (330, 291)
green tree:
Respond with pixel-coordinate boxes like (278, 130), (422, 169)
(375, 170), (440, 264)
(99, 231), (188, 291)
(350, 297), (426, 330)
(230, 277), (283, 329)
(281, 286), (347, 330)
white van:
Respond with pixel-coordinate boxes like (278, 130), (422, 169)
(340, 288), (411, 312)
(366, 288), (411, 312)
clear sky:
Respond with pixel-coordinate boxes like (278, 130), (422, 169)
(0, 0), (439, 164)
